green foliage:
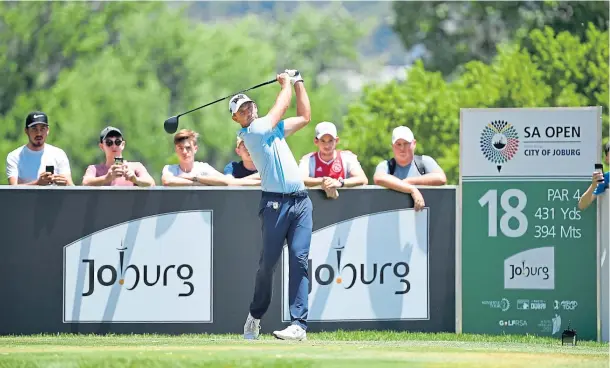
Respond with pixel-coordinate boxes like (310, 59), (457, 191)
(267, 2), (372, 81)
(342, 24), (609, 184)
(392, 1), (609, 77)
(1, 2), (606, 187)
(0, 2), (365, 184)
(0, 2), (143, 115)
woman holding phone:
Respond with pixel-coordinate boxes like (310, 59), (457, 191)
(82, 126), (155, 187)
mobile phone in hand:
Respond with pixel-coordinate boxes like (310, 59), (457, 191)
(595, 163), (604, 182)
(114, 157), (124, 165)
(45, 165), (54, 174)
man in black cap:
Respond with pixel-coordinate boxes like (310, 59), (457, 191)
(82, 126), (155, 187)
(6, 111), (73, 186)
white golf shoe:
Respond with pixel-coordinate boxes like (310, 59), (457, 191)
(272, 324), (307, 341)
(243, 313), (261, 340)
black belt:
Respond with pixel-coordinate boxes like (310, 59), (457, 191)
(262, 190), (308, 198)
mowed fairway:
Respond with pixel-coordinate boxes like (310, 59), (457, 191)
(0, 331), (608, 368)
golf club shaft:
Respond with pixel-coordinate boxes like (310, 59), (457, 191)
(179, 79), (276, 117)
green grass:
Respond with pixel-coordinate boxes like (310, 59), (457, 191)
(0, 331), (607, 368)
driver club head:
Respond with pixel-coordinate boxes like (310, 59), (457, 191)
(164, 115), (179, 134)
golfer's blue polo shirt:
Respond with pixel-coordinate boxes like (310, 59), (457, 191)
(238, 117), (305, 194)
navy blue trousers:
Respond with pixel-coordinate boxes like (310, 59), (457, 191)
(249, 190), (313, 330)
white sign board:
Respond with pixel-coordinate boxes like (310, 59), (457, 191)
(63, 210), (213, 323)
(460, 107), (599, 177)
(282, 208), (429, 322)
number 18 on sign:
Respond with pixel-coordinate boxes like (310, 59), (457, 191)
(459, 107), (601, 341)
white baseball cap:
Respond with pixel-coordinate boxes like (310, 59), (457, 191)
(229, 94), (253, 115)
(392, 126), (415, 144)
(315, 121), (338, 139)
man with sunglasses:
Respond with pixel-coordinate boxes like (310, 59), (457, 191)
(82, 126), (155, 187)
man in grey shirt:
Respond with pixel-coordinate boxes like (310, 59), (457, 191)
(373, 126), (447, 211)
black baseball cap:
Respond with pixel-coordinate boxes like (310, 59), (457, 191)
(25, 111), (48, 128)
(99, 126), (123, 142)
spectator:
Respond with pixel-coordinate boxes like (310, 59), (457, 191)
(298, 121), (368, 199)
(6, 111), (74, 186)
(162, 129), (259, 186)
(224, 136), (259, 180)
(82, 126), (155, 187)
(373, 126), (447, 211)
(578, 142), (609, 210)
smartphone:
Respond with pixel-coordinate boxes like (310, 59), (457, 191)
(45, 165), (54, 174)
(114, 157), (124, 165)
(595, 163), (604, 182)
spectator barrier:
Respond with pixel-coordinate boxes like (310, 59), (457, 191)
(0, 186), (456, 335)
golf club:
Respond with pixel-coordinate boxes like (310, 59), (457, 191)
(163, 79), (276, 134)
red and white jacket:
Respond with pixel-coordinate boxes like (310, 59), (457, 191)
(298, 150), (361, 179)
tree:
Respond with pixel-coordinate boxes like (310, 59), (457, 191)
(0, 2), (146, 116)
(0, 2), (368, 184)
(238, 2), (379, 161)
(391, 1), (609, 77)
(341, 24), (609, 184)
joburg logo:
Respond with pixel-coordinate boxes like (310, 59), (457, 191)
(480, 120), (519, 172)
(308, 239), (411, 295)
(504, 247), (555, 290)
(81, 243), (194, 297)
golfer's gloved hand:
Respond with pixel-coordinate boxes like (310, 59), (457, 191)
(285, 69), (303, 85)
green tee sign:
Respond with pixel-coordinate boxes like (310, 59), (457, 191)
(459, 107), (602, 341)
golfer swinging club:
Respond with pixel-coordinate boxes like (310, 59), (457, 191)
(230, 70), (312, 341)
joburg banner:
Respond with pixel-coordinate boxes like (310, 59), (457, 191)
(0, 187), (455, 335)
(282, 208), (430, 322)
(459, 107), (602, 340)
(63, 210), (213, 323)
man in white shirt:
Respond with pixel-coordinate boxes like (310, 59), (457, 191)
(298, 121), (368, 198)
(6, 111), (74, 186)
(161, 129), (260, 186)
(373, 126), (447, 211)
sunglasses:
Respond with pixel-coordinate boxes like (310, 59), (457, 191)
(104, 138), (123, 147)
